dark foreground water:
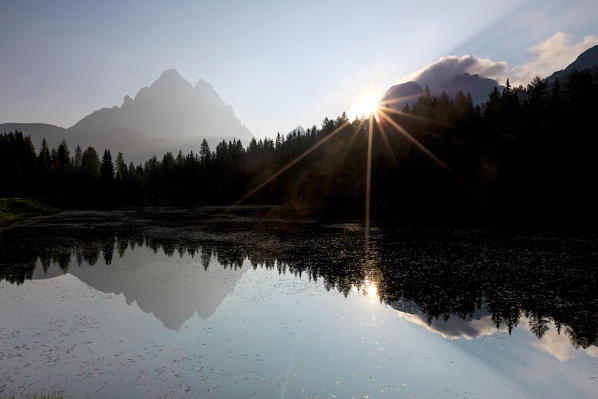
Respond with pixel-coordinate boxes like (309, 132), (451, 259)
(0, 208), (597, 398)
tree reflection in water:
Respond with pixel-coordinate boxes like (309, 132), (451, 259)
(1, 209), (597, 349)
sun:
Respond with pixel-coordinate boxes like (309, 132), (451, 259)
(347, 96), (380, 120)
(366, 283), (377, 297)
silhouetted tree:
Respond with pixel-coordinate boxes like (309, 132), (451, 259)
(82, 147), (101, 178)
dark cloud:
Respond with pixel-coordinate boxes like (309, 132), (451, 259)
(400, 55), (507, 89)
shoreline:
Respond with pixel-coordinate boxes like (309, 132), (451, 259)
(0, 198), (59, 228)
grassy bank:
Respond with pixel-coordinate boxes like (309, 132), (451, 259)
(0, 198), (58, 227)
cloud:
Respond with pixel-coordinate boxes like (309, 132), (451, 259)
(398, 55), (507, 88)
(510, 32), (598, 86)
(396, 310), (506, 340)
(397, 32), (598, 90)
(520, 317), (598, 361)
(398, 311), (598, 360)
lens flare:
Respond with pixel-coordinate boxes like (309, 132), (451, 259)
(230, 120), (352, 207)
(365, 113), (374, 237)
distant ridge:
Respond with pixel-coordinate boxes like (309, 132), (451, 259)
(1, 70), (252, 162)
(287, 125), (306, 136)
(546, 44), (598, 83)
(381, 72), (503, 110)
(0, 123), (68, 150)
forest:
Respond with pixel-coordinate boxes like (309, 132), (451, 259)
(1, 69), (597, 225)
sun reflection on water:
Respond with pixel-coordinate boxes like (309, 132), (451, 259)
(354, 279), (379, 299)
(366, 283), (377, 297)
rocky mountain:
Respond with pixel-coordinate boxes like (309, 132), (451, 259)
(546, 44), (598, 83)
(380, 81), (423, 110)
(436, 72), (500, 103)
(381, 72), (502, 110)
(0, 70), (252, 162)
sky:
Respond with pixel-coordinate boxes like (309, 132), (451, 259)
(1, 0), (597, 138)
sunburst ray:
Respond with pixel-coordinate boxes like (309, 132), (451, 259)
(365, 113), (374, 236)
(378, 105), (451, 127)
(340, 119), (366, 163)
(230, 120), (352, 207)
(378, 93), (422, 107)
(377, 109), (476, 194)
(373, 110), (398, 168)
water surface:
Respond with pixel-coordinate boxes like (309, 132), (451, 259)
(1, 208), (597, 398)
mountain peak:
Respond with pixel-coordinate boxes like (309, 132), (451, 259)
(150, 69), (192, 91)
(159, 68), (183, 81)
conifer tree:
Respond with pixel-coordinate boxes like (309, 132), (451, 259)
(73, 145), (83, 168)
(82, 147), (101, 178)
(101, 150), (115, 181)
(200, 138), (211, 164)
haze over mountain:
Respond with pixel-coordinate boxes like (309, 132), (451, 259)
(0, 69), (252, 162)
(381, 73), (503, 111)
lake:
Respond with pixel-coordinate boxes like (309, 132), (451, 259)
(1, 208), (597, 398)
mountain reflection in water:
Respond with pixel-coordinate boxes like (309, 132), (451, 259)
(1, 208), (597, 350)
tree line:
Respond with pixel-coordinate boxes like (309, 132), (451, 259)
(1, 68), (597, 223)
